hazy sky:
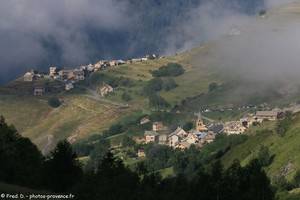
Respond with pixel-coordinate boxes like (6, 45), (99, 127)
(0, 0), (297, 84)
(0, 0), (130, 83)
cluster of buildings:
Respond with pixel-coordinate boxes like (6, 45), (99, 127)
(138, 116), (221, 152)
(223, 110), (280, 135)
(136, 109), (291, 156)
(23, 54), (159, 96)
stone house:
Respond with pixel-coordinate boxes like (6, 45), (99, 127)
(152, 122), (164, 131)
(49, 67), (58, 77)
(208, 123), (224, 134)
(132, 136), (145, 144)
(99, 83), (114, 97)
(24, 72), (35, 82)
(185, 133), (198, 144)
(168, 134), (179, 148)
(65, 82), (74, 91)
(176, 141), (191, 150)
(158, 134), (168, 145)
(167, 127), (188, 148)
(137, 149), (146, 158)
(171, 127), (188, 138)
(33, 86), (45, 96)
(203, 131), (216, 144)
(255, 111), (278, 122)
(73, 69), (85, 81)
(144, 131), (159, 144)
(59, 69), (74, 80)
(109, 60), (118, 66)
(140, 117), (151, 125)
(224, 121), (247, 135)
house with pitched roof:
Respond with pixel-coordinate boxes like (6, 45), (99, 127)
(98, 83), (114, 97)
(255, 111), (278, 122)
(224, 121), (246, 135)
(144, 131), (159, 144)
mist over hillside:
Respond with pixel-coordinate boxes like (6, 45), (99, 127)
(0, 0), (266, 84)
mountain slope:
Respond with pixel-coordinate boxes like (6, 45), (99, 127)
(1, 0), (300, 153)
(221, 113), (300, 182)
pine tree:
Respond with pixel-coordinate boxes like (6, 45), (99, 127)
(43, 140), (83, 192)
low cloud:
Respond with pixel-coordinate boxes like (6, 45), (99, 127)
(0, 0), (296, 85)
(0, 0), (130, 83)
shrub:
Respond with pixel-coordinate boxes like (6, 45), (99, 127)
(163, 78), (178, 91)
(48, 97), (61, 108)
(276, 112), (292, 137)
(183, 121), (194, 131)
(148, 94), (170, 109)
(151, 63), (185, 77)
(257, 145), (273, 167)
(103, 123), (125, 137)
(143, 78), (163, 96)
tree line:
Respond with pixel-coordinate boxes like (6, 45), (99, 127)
(0, 116), (276, 200)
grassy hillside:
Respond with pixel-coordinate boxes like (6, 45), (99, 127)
(221, 113), (300, 181)
(0, 50), (220, 153)
(0, 92), (137, 152)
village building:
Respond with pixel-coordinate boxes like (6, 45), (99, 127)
(95, 60), (110, 69)
(195, 132), (208, 143)
(204, 131), (216, 144)
(144, 131), (159, 144)
(98, 83), (114, 97)
(176, 141), (191, 150)
(131, 58), (142, 63)
(140, 117), (151, 125)
(33, 86), (45, 96)
(24, 72), (36, 82)
(146, 54), (158, 60)
(171, 127), (188, 138)
(86, 64), (95, 72)
(208, 123), (224, 134)
(59, 69), (74, 80)
(193, 131), (215, 144)
(223, 121), (247, 135)
(255, 111), (278, 122)
(109, 60), (118, 66)
(65, 82), (74, 91)
(152, 122), (164, 131)
(196, 117), (208, 132)
(73, 69), (85, 81)
(158, 134), (168, 145)
(137, 149), (146, 158)
(240, 115), (256, 128)
(168, 134), (180, 148)
(117, 60), (126, 65)
(132, 136), (145, 144)
(94, 61), (102, 69)
(167, 127), (188, 148)
(49, 67), (58, 77)
(185, 133), (199, 144)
